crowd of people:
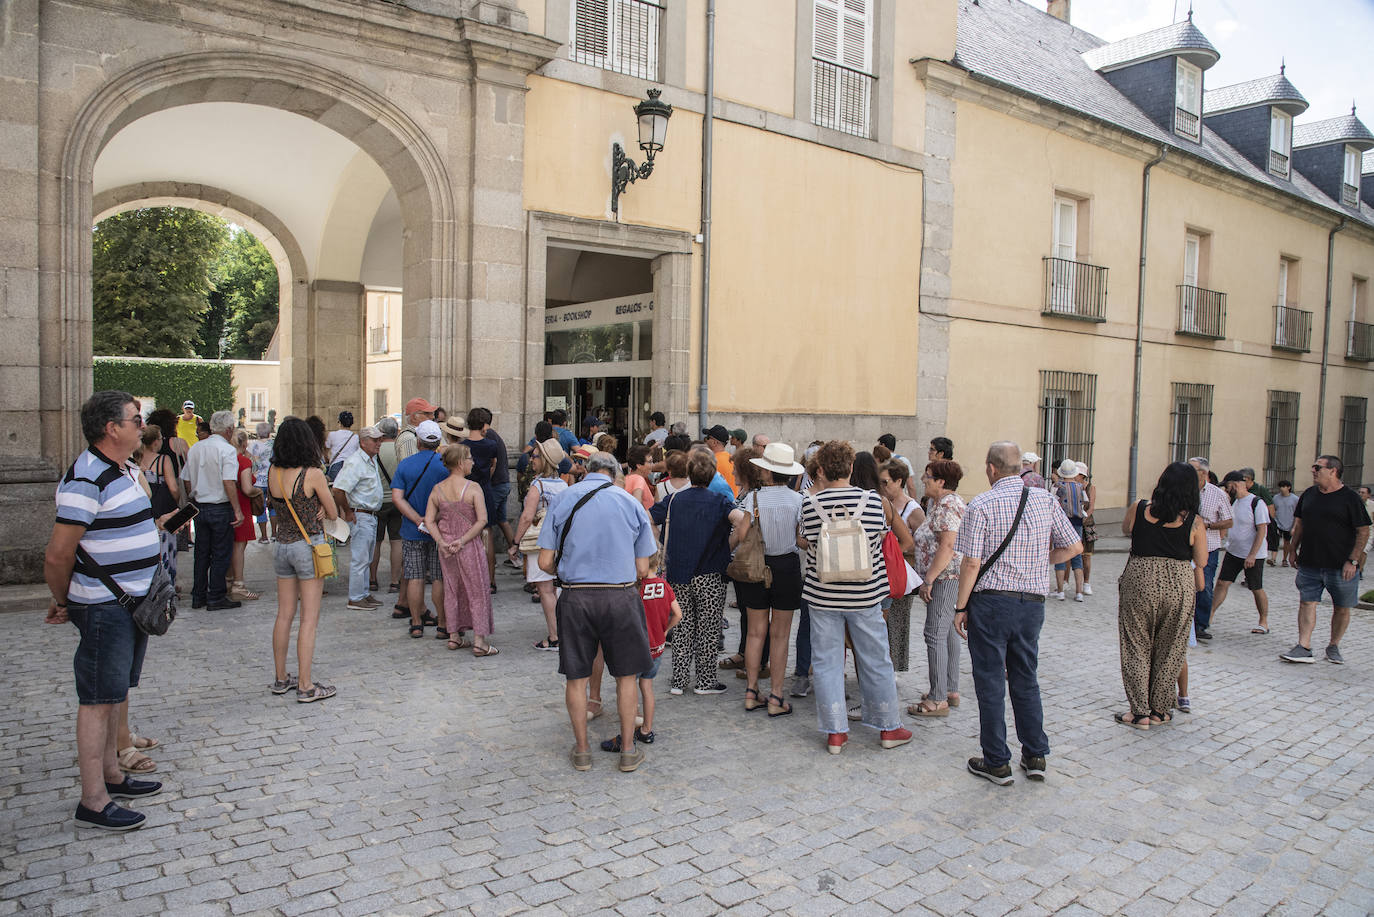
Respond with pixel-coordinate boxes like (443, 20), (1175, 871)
(43, 389), (1372, 829)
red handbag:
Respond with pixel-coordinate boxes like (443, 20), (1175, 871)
(882, 530), (906, 598)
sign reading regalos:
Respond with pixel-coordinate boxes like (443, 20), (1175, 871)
(544, 294), (655, 330)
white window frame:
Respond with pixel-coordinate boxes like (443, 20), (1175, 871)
(248, 389), (268, 423)
(1050, 196), (1079, 312)
(811, 0), (874, 137)
(1181, 231), (1201, 331)
(1269, 109), (1292, 177)
(570, 0), (661, 81)
(1174, 60), (1201, 140)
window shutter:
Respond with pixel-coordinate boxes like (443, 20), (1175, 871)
(1053, 199), (1077, 260)
(573, 0), (610, 58)
(1184, 234), (1200, 287)
(1277, 260), (1288, 306)
(814, 0), (840, 62)
(841, 0), (870, 72)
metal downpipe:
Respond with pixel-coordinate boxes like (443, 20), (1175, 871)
(697, 0), (715, 432)
(1316, 218), (1346, 455)
(1127, 146), (1167, 505)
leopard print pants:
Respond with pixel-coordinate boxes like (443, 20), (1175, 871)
(1118, 555), (1194, 716)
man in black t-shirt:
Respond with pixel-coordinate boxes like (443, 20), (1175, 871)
(1281, 455), (1371, 666)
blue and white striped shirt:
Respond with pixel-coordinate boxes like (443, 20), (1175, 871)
(56, 448), (161, 604)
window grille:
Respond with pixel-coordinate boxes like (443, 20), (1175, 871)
(570, 0), (662, 81)
(1037, 371), (1097, 475)
(1263, 390), (1300, 488)
(1169, 383), (1213, 464)
(811, 0), (874, 138)
(1339, 396), (1368, 488)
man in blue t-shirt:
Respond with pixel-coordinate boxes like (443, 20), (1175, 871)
(550, 409), (579, 454)
(390, 420), (449, 635)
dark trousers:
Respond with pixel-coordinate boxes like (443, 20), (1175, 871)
(793, 599), (812, 676)
(966, 592), (1049, 767)
(1193, 548), (1220, 633)
(191, 502), (234, 605)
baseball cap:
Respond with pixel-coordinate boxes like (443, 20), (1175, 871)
(183, 400), (195, 409)
(415, 420), (443, 443)
(405, 397), (437, 416)
(1221, 470), (1245, 484)
(583, 415), (602, 428)
(360, 425), (384, 440)
(731, 429), (747, 442)
(702, 424), (730, 443)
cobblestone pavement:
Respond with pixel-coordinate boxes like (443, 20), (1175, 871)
(2, 542), (1372, 916)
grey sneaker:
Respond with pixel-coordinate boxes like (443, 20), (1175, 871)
(789, 675), (812, 698)
(1325, 645), (1344, 665)
(1280, 644), (1315, 663)
(1020, 755), (1046, 782)
(296, 682), (337, 703)
(847, 702), (863, 721)
(967, 757), (1014, 786)
(270, 674), (298, 695)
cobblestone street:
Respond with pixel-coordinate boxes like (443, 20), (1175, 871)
(2, 542), (1372, 916)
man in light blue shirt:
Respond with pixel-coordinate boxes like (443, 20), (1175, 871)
(538, 452), (658, 773)
(332, 425), (385, 610)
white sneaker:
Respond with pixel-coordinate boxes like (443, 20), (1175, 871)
(1073, 593), (1085, 603)
(1052, 591), (1065, 601)
(1082, 583), (1093, 595)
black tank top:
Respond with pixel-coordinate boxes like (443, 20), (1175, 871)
(1129, 502), (1195, 560)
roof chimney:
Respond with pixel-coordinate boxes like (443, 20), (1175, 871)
(1047, 0), (1070, 22)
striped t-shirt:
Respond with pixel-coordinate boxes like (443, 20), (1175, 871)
(799, 486), (888, 609)
(56, 448), (161, 604)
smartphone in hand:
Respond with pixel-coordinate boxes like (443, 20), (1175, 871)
(161, 503), (200, 534)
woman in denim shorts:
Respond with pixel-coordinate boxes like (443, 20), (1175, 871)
(266, 418), (340, 703)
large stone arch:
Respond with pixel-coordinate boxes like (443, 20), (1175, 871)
(55, 50), (459, 460)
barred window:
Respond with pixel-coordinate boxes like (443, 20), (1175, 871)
(570, 0), (662, 81)
(1037, 371), (1096, 475)
(1169, 383), (1213, 464)
(1264, 390), (1300, 488)
(1339, 396), (1368, 488)
(373, 388), (389, 424)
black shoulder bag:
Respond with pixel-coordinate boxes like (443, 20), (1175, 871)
(552, 482), (615, 585)
(74, 547), (177, 636)
(973, 486), (1031, 590)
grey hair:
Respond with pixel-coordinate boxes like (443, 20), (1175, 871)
(1239, 467), (1256, 479)
(209, 410), (235, 434)
(669, 421), (688, 435)
(1187, 456), (1210, 470)
(586, 451), (621, 477)
(376, 416), (399, 438)
(985, 441), (1022, 476)
(81, 390), (136, 445)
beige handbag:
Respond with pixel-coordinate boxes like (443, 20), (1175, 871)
(807, 490), (875, 584)
(726, 493), (772, 586)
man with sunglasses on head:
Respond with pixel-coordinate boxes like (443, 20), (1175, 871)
(1280, 456), (1370, 665)
(184, 410), (244, 610)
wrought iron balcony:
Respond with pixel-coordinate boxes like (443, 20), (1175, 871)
(812, 57), (875, 139)
(367, 325), (388, 354)
(1042, 257), (1108, 322)
(1176, 285), (1226, 338)
(1174, 108), (1199, 139)
(1348, 320), (1374, 362)
(1272, 304), (1312, 353)
(1268, 149), (1289, 176)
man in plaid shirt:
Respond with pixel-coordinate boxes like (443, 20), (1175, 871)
(954, 441), (1081, 786)
(1188, 457), (1233, 641)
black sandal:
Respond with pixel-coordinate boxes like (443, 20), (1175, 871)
(1150, 710), (1173, 725)
(744, 688), (765, 711)
(408, 624), (424, 638)
(767, 694), (793, 717)
(435, 628), (450, 640)
(420, 612), (438, 627)
(391, 605), (409, 620)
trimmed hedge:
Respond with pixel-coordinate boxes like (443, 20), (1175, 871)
(93, 357), (236, 416)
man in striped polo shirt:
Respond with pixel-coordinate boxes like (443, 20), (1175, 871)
(45, 391), (167, 831)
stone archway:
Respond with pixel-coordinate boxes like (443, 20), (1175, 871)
(55, 50), (458, 460)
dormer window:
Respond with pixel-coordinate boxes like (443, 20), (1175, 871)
(1343, 145), (1361, 207)
(1175, 60), (1202, 140)
(1269, 109), (1292, 177)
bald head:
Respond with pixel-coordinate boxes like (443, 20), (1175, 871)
(986, 441), (1022, 479)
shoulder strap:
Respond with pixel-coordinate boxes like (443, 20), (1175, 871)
(276, 467), (310, 538)
(804, 491), (835, 527)
(403, 453), (438, 502)
(554, 481), (615, 574)
(73, 545), (136, 609)
(975, 486), (1030, 590)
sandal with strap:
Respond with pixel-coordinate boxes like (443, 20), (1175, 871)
(767, 694), (793, 717)
(744, 687), (765, 711)
(1114, 711), (1150, 730)
(408, 624), (424, 638)
(117, 746), (157, 774)
(472, 645), (500, 657)
(718, 654), (745, 670)
(129, 733), (159, 751)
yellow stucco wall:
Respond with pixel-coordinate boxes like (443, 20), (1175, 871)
(711, 0), (796, 118)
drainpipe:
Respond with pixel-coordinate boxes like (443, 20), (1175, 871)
(1315, 217), (1346, 455)
(697, 0), (715, 432)
(1127, 146), (1167, 505)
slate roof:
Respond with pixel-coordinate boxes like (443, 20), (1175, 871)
(1293, 113), (1374, 150)
(1081, 19), (1218, 72)
(950, 0), (1374, 228)
(1204, 73), (1309, 116)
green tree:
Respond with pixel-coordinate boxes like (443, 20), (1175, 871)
(92, 208), (228, 357)
(214, 228), (279, 360)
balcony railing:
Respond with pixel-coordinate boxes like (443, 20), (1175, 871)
(1174, 108), (1199, 139)
(812, 57), (875, 139)
(1042, 257), (1108, 322)
(1348, 320), (1374, 362)
(1176, 285), (1226, 338)
(367, 325), (388, 354)
(1343, 184), (1360, 208)
(1268, 149), (1289, 176)
(1272, 304), (1312, 352)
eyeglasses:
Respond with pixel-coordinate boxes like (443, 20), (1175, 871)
(118, 415), (144, 428)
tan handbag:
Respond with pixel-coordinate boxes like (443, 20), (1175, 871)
(807, 490), (875, 584)
(726, 493), (772, 587)
(275, 467), (336, 579)
(518, 480), (548, 554)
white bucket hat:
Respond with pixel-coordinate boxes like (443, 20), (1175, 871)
(1056, 458), (1078, 478)
(1021, 451), (1041, 464)
(1074, 462), (1089, 477)
(750, 442), (804, 476)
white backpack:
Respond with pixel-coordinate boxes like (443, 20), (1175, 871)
(806, 490), (876, 583)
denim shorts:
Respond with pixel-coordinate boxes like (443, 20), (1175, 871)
(1295, 565), (1359, 608)
(70, 601), (148, 705)
(641, 654), (663, 680)
(274, 536), (325, 580)
(485, 482), (511, 529)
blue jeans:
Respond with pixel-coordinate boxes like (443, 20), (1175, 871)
(1194, 548), (1220, 632)
(809, 602), (902, 733)
(793, 599), (812, 676)
(348, 513), (378, 601)
(191, 501), (235, 605)
(966, 592), (1049, 767)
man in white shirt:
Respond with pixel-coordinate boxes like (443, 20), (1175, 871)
(332, 425), (385, 610)
(1212, 470), (1270, 635)
(1187, 457), (1233, 640)
(184, 410), (243, 610)
(643, 411), (668, 448)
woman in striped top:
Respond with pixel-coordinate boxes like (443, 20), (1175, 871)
(798, 441), (911, 755)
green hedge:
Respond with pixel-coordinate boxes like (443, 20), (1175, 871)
(93, 358), (236, 416)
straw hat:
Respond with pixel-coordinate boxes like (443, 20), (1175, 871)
(750, 442), (804, 476)
(536, 438), (567, 470)
(440, 417), (466, 440)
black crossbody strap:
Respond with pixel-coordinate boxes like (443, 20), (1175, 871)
(554, 482), (615, 573)
(402, 453), (437, 502)
(974, 486), (1030, 589)
(74, 545), (136, 610)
